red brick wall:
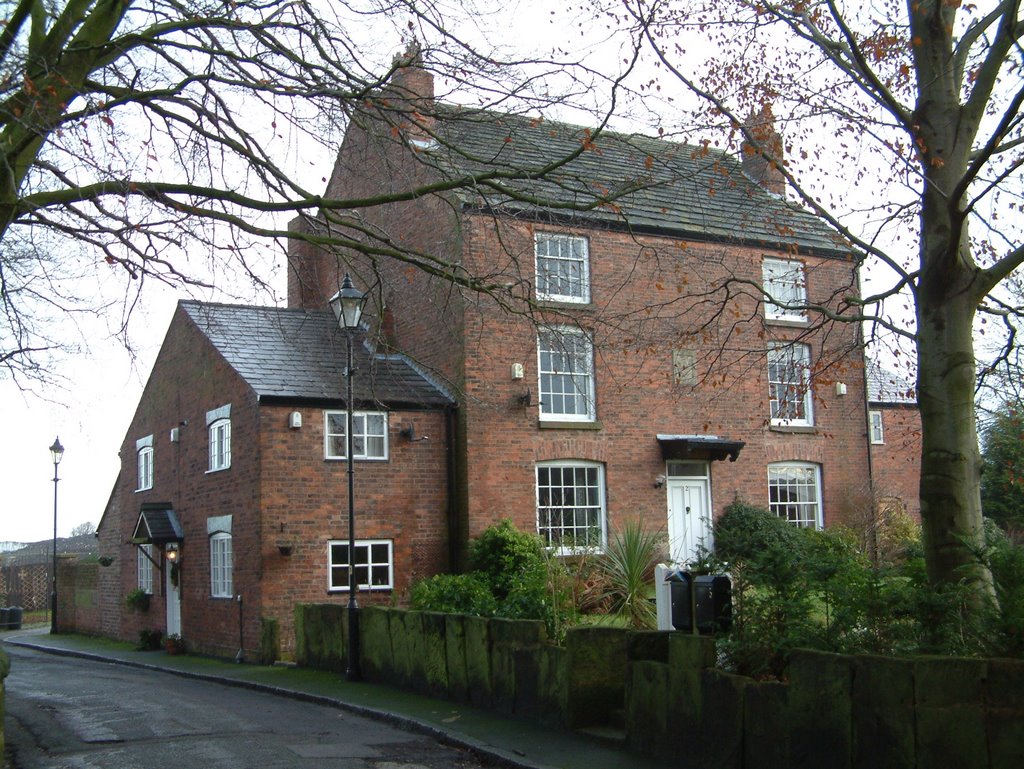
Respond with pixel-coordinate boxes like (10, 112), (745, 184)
(97, 304), (258, 656)
(869, 404), (923, 519)
(94, 304), (450, 658)
(453, 218), (871, 542)
(258, 405), (449, 654)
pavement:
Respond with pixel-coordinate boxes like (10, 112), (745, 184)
(2, 628), (660, 769)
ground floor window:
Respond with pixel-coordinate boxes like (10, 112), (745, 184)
(137, 545), (153, 594)
(329, 540), (394, 591)
(536, 461), (606, 553)
(768, 462), (822, 528)
(210, 532), (233, 597)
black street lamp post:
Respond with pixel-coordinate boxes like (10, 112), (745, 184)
(330, 273), (367, 682)
(49, 436), (64, 634)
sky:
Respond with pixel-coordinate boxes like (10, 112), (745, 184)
(0, 290), (177, 543)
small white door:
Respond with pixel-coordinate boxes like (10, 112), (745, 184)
(165, 562), (182, 637)
(667, 476), (712, 565)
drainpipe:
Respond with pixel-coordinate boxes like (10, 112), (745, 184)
(445, 405), (460, 571)
(235, 593), (244, 663)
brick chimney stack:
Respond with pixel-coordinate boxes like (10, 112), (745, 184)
(741, 105), (785, 196)
(386, 41), (436, 142)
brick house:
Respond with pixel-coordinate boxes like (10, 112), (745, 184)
(287, 55), (920, 569)
(96, 301), (452, 658)
(94, 52), (922, 659)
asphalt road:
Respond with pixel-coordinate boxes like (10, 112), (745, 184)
(3, 645), (494, 769)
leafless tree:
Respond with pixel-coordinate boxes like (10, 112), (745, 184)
(608, 0), (1024, 608)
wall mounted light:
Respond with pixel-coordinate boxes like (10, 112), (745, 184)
(165, 543), (180, 563)
(654, 474), (666, 489)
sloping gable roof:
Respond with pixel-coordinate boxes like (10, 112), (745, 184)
(179, 302), (453, 409)
(416, 107), (845, 256)
(866, 360), (917, 405)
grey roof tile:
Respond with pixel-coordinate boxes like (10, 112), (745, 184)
(866, 360), (917, 404)
(179, 302), (453, 409)
(421, 108), (846, 256)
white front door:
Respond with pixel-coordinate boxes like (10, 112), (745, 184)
(667, 475), (712, 566)
(165, 562), (181, 637)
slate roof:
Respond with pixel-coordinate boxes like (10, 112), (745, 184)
(179, 302), (453, 409)
(419, 107), (847, 257)
(866, 360), (917, 405)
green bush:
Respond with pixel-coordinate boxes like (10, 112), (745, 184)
(714, 499), (804, 565)
(714, 504), (1024, 677)
(408, 521), (574, 640)
(137, 628), (162, 650)
(409, 573), (497, 616)
(469, 519), (548, 601)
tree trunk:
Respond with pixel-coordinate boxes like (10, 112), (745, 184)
(916, 272), (996, 606)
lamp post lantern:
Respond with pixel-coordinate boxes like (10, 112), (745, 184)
(330, 273), (367, 682)
(49, 436), (64, 634)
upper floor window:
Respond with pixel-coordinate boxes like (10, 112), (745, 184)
(137, 545), (154, 594)
(536, 233), (590, 303)
(329, 539), (394, 591)
(538, 327), (595, 422)
(210, 532), (233, 598)
(207, 404), (231, 472)
(768, 462), (822, 528)
(136, 435), (153, 491)
(869, 410), (885, 444)
(536, 461), (606, 554)
(762, 258), (807, 322)
(768, 342), (813, 426)
(208, 420), (231, 471)
(325, 411), (388, 460)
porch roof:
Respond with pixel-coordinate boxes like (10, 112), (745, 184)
(656, 434), (745, 463)
(132, 504), (183, 545)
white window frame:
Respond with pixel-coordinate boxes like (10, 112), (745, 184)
(137, 545), (154, 594)
(536, 461), (607, 555)
(535, 233), (591, 303)
(324, 411), (389, 460)
(137, 446), (153, 491)
(768, 342), (814, 426)
(208, 418), (231, 472)
(538, 327), (595, 422)
(762, 257), (807, 321)
(768, 462), (823, 529)
(869, 410), (885, 444)
(209, 532), (233, 598)
(328, 539), (394, 591)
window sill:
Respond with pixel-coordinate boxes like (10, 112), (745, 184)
(538, 420), (602, 430)
(764, 316), (809, 328)
(769, 424), (817, 434)
(205, 466), (231, 474)
(535, 298), (594, 310)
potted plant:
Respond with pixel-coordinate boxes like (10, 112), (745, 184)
(125, 588), (150, 612)
(164, 633), (185, 655)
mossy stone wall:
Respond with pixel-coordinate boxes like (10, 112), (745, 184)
(293, 605), (1023, 769)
